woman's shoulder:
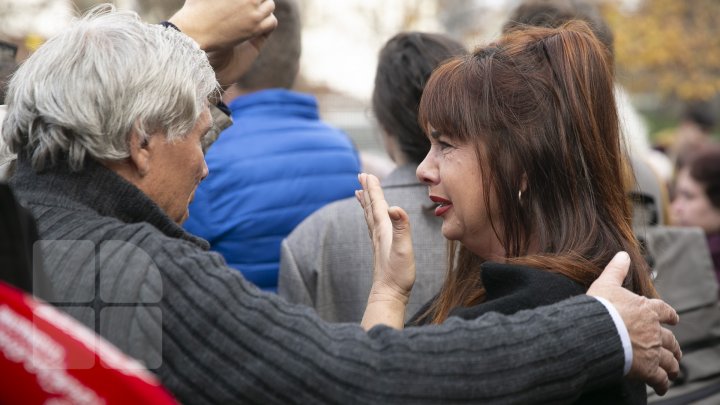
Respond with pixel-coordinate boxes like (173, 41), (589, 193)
(448, 262), (586, 320)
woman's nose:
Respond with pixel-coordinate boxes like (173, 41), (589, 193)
(416, 153), (438, 185)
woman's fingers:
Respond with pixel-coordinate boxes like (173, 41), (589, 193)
(357, 174), (372, 228)
(364, 174), (390, 227)
(358, 173), (393, 234)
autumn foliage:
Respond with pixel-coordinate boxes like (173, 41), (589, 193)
(603, 0), (720, 101)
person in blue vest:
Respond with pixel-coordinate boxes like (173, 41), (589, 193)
(184, 0), (360, 292)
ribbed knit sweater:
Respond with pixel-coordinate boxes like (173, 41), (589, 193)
(11, 157), (625, 404)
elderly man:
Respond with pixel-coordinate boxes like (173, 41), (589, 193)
(4, 3), (680, 404)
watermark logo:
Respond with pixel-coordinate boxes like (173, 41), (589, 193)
(32, 240), (163, 370)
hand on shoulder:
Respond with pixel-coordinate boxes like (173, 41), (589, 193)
(588, 252), (681, 395)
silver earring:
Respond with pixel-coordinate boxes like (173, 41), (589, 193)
(518, 190), (522, 202)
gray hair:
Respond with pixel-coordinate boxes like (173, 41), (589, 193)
(1, 4), (218, 172)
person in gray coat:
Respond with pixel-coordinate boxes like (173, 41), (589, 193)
(279, 32), (465, 322)
(3, 3), (680, 404)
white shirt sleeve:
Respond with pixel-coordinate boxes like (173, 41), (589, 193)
(593, 296), (633, 376)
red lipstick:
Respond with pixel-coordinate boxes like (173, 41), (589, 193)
(429, 195), (452, 217)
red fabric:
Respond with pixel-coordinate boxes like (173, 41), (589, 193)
(0, 282), (177, 404)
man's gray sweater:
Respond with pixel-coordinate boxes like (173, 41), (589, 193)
(11, 158), (625, 404)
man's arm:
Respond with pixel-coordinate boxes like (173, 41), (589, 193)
(155, 256), (624, 403)
(168, 0), (277, 88)
(34, 216), (676, 403)
(118, 232), (671, 403)
(167, 0), (276, 52)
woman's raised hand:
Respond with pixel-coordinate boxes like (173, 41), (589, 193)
(356, 173), (416, 330)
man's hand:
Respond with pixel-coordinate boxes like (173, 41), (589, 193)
(169, 0), (277, 52)
(588, 252), (681, 395)
(207, 32), (271, 89)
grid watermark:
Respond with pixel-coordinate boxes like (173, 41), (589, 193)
(30, 240), (163, 370)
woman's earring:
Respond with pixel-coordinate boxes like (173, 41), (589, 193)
(518, 190), (522, 203)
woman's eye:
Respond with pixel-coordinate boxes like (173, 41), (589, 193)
(676, 190), (695, 201)
(438, 140), (453, 150)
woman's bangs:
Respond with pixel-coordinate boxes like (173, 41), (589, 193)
(418, 57), (472, 142)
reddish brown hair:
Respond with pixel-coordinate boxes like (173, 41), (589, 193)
(417, 21), (656, 324)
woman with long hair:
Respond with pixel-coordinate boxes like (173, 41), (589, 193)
(358, 21), (656, 403)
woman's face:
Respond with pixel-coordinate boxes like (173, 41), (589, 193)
(416, 129), (505, 259)
(671, 167), (720, 234)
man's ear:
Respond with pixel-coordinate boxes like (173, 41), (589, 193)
(128, 129), (152, 177)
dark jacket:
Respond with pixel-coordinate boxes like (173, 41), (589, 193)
(0, 183), (52, 298)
